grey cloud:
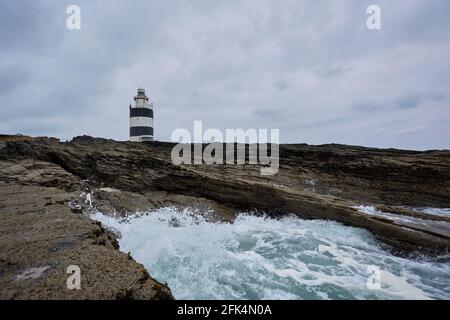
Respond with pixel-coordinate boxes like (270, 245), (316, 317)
(315, 65), (352, 78)
(395, 94), (423, 110)
(352, 90), (449, 114)
(0, 65), (29, 94)
(274, 80), (291, 91)
(0, 0), (449, 150)
(252, 107), (287, 119)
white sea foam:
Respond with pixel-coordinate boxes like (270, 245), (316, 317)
(91, 208), (450, 300)
(418, 208), (450, 218)
(354, 205), (450, 237)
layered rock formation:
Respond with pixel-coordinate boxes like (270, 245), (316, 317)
(1, 135), (450, 298)
(0, 136), (174, 300)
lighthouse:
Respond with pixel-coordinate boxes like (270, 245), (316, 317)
(129, 87), (154, 142)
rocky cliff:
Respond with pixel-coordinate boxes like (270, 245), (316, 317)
(1, 135), (450, 299)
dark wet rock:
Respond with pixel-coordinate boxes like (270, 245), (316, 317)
(0, 179), (173, 300)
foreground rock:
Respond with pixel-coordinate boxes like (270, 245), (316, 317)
(0, 135), (450, 298)
(0, 157), (173, 299)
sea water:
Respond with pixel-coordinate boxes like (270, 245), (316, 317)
(91, 208), (450, 300)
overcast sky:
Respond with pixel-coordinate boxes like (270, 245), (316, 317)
(1, 0), (449, 149)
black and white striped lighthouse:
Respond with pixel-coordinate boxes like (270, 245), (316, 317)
(129, 87), (154, 142)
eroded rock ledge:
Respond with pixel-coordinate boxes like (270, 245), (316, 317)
(0, 181), (173, 300)
(0, 136), (174, 299)
(1, 135), (450, 298)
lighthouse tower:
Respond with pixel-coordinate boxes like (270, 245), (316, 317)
(129, 87), (154, 142)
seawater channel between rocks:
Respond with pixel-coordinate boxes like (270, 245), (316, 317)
(91, 208), (450, 300)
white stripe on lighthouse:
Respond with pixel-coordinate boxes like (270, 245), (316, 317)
(130, 117), (153, 128)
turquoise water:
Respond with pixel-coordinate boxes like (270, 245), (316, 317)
(91, 208), (450, 300)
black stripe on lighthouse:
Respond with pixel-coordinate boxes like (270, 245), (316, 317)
(130, 108), (153, 118)
(130, 126), (154, 137)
